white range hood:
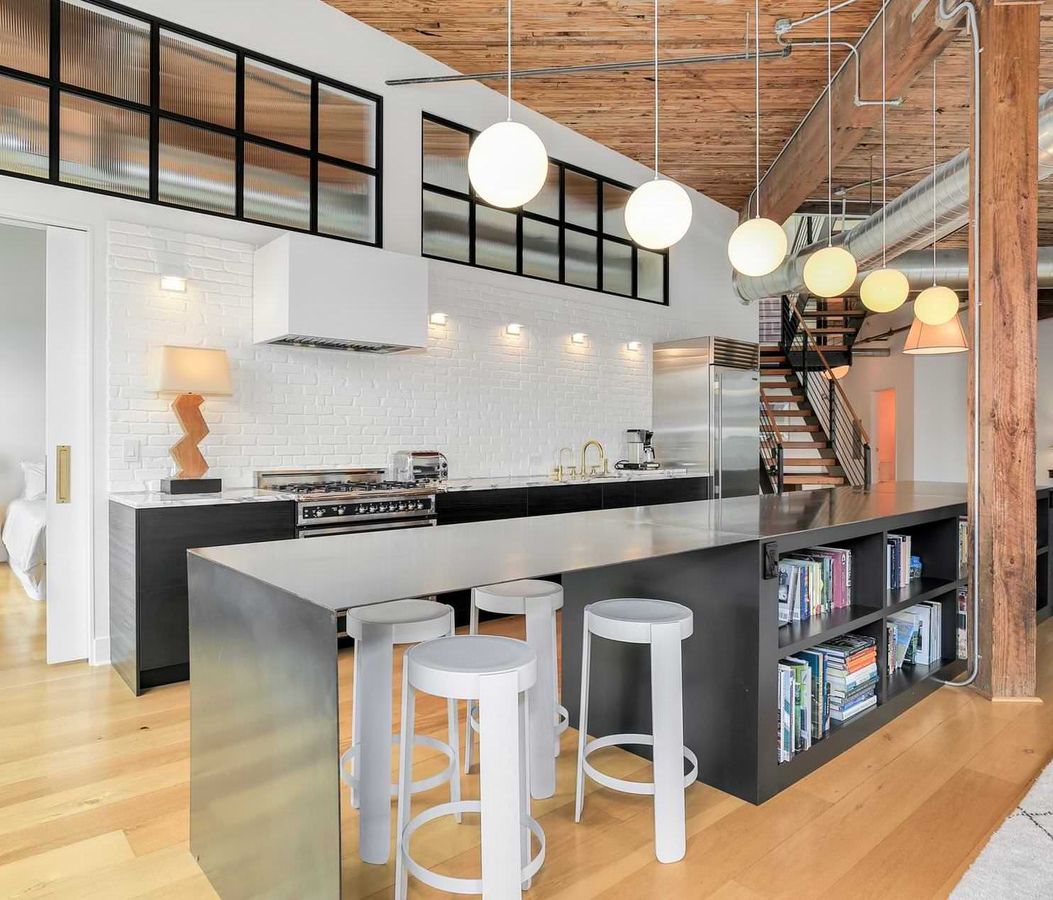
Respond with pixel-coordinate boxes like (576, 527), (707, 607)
(253, 233), (429, 353)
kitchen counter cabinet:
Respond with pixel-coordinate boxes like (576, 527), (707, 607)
(434, 488), (528, 524)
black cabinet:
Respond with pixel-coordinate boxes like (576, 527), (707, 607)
(634, 476), (710, 506)
(109, 499), (296, 694)
(601, 481), (637, 509)
(435, 488), (528, 525)
(527, 483), (604, 517)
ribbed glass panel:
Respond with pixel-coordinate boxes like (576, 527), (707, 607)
(603, 183), (631, 239)
(318, 84), (374, 167)
(602, 240), (632, 296)
(59, 92), (148, 196)
(0, 0), (49, 78)
(564, 170), (598, 230)
(522, 218), (558, 281)
(243, 141), (310, 229)
(244, 58), (310, 149)
(0, 73), (49, 178)
(523, 162), (559, 220)
(564, 229), (597, 289)
(422, 119), (468, 193)
(422, 190), (469, 262)
(61, 0), (150, 105)
(637, 248), (665, 302)
(475, 205), (516, 272)
(159, 30), (236, 129)
(158, 119), (235, 215)
(318, 162), (374, 242)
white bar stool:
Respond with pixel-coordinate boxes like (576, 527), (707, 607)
(574, 598), (697, 864)
(340, 598), (460, 866)
(396, 635), (545, 900)
(465, 579), (567, 800)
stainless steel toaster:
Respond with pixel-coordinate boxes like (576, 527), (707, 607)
(392, 450), (449, 484)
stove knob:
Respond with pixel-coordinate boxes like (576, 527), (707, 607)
(334, 506), (345, 516)
(411, 500), (421, 510)
(368, 504), (378, 514)
(398, 501), (408, 511)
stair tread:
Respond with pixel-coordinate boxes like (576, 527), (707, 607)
(777, 424), (824, 432)
(783, 475), (847, 485)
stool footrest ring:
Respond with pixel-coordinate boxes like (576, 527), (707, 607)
(341, 733), (456, 798)
(582, 733), (698, 796)
(401, 800), (546, 895)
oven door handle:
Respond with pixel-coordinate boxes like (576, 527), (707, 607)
(298, 518), (437, 537)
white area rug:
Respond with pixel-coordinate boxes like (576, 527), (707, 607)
(952, 759), (1053, 898)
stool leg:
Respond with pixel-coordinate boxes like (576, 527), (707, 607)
(447, 697), (462, 823)
(350, 638), (361, 809)
(394, 666), (415, 900)
(551, 611), (561, 757)
(574, 620), (592, 824)
(479, 670), (523, 899)
(464, 593), (479, 775)
(357, 622), (394, 865)
(650, 622), (686, 864)
(519, 690), (532, 891)
(525, 596), (556, 800)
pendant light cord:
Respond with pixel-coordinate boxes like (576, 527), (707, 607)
(880, 8), (886, 267)
(932, 59), (938, 286)
(654, 0), (660, 178)
(754, 0), (761, 217)
(506, 0), (512, 120)
(826, 0), (832, 245)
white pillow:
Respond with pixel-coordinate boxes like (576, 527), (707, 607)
(21, 461), (46, 500)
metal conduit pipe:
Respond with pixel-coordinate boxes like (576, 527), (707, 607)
(734, 87), (1053, 303)
(851, 247), (1053, 291)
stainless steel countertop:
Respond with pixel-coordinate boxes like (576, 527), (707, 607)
(191, 482), (968, 614)
(443, 469), (698, 491)
(110, 488), (295, 509)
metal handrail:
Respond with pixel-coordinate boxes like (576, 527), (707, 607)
(760, 393), (785, 493)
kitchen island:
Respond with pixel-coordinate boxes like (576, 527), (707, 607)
(187, 482), (971, 899)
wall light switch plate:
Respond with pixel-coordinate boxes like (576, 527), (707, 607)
(123, 438), (141, 463)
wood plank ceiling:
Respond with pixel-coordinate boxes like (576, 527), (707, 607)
(325, 1), (1053, 244)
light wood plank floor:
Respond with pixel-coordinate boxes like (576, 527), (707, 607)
(1, 562), (1050, 898)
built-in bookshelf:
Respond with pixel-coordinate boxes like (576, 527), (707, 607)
(1038, 489), (1051, 623)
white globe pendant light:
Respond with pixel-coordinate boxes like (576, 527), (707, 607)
(728, 0), (786, 277)
(803, 245), (857, 298)
(467, 0), (548, 209)
(804, 0), (857, 299)
(914, 284), (959, 325)
(860, 15), (907, 314)
(624, 0), (692, 250)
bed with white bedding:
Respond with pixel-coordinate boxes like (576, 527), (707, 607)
(2, 497), (46, 601)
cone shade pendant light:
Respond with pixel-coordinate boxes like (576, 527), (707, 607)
(860, 9), (907, 312)
(902, 314), (968, 354)
(728, 0), (787, 277)
(467, 0), (548, 208)
(803, 0), (857, 298)
(624, 0), (692, 250)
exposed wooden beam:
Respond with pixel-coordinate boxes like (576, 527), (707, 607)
(747, 0), (960, 225)
(971, 0), (1040, 699)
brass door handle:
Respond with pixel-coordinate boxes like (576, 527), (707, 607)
(56, 445), (71, 504)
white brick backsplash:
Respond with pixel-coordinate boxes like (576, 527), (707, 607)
(108, 221), (747, 490)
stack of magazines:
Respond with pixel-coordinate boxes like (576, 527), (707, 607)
(813, 634), (878, 724)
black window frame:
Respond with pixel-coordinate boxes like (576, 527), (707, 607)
(0, 0), (383, 246)
(421, 113), (669, 306)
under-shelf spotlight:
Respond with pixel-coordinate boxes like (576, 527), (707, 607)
(571, 332), (588, 345)
(429, 312), (449, 326)
(506, 322), (522, 336)
(160, 275), (187, 293)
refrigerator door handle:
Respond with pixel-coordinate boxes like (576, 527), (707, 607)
(715, 376), (723, 499)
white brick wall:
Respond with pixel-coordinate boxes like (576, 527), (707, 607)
(108, 221), (748, 489)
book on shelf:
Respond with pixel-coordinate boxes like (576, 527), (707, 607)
(777, 658), (812, 762)
(777, 546), (853, 626)
(885, 601), (943, 674)
(958, 516), (968, 579)
(886, 533), (913, 589)
(957, 587), (968, 660)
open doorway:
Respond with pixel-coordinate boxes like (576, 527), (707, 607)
(872, 388), (897, 484)
(0, 220), (91, 664)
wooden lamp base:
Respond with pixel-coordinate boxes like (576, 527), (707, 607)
(162, 392), (222, 495)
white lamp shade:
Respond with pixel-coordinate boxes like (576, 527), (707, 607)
(467, 120), (549, 209)
(902, 314), (968, 354)
(624, 178), (693, 250)
(914, 284), (960, 326)
(727, 217), (788, 277)
(802, 245), (858, 298)
(860, 267), (909, 313)
(157, 345), (233, 395)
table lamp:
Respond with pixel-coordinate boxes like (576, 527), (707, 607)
(157, 345), (233, 494)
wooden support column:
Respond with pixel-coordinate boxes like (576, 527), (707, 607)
(971, 0), (1040, 699)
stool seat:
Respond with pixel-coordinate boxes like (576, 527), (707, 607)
(408, 635), (537, 700)
(345, 598), (451, 643)
(585, 598), (694, 643)
(473, 579), (564, 615)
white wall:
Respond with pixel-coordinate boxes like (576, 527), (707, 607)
(0, 0), (753, 661)
(0, 224), (46, 560)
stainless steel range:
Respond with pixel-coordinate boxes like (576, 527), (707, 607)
(255, 467), (438, 537)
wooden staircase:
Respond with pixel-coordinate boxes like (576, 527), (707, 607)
(760, 344), (848, 490)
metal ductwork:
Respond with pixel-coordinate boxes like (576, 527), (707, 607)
(735, 88), (1053, 303)
(853, 247), (1053, 292)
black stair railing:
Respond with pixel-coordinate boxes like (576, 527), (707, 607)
(760, 392), (785, 494)
(780, 296), (872, 488)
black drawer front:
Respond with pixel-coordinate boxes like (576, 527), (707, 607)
(634, 477), (710, 506)
(527, 483), (603, 517)
(601, 481), (637, 509)
(436, 488), (529, 525)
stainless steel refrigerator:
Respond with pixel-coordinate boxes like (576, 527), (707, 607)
(652, 337), (760, 498)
